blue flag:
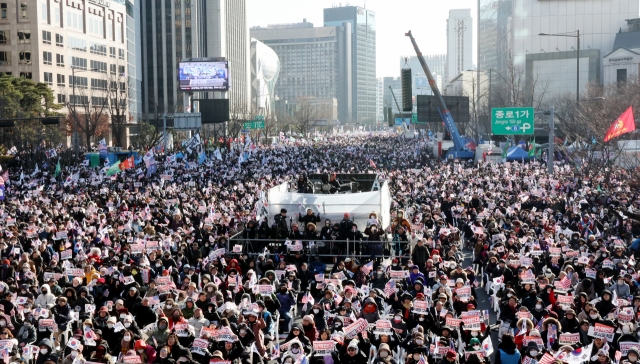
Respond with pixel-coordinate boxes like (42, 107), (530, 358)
(198, 152), (206, 165)
(176, 152), (185, 159)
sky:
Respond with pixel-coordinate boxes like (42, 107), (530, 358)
(246, 0), (478, 79)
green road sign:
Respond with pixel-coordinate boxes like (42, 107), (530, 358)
(491, 107), (534, 135)
(243, 120), (265, 129)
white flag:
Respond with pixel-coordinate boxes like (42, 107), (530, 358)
(481, 336), (493, 357)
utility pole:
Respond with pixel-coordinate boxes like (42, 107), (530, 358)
(548, 106), (554, 175)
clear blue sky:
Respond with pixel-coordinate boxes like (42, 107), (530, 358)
(247, 0), (477, 79)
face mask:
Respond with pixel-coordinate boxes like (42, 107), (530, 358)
(413, 354), (421, 361)
(507, 293), (513, 298)
(394, 316), (401, 321)
(40, 349), (48, 355)
(471, 332), (478, 337)
(415, 339), (423, 345)
(107, 323), (114, 328)
(124, 323), (131, 328)
(535, 304), (542, 310)
(590, 314), (598, 319)
(629, 356), (638, 363)
(123, 335), (131, 341)
(530, 350), (538, 356)
(380, 352), (388, 358)
(313, 309), (319, 314)
(418, 317), (424, 322)
(166, 304), (172, 309)
(473, 346), (480, 351)
(159, 324), (167, 330)
(619, 280), (624, 285)
(156, 264), (162, 268)
(291, 348), (300, 354)
(71, 351), (79, 358)
(602, 254), (607, 257)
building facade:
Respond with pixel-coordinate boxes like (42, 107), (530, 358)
(250, 20), (353, 123)
(603, 19), (640, 86)
(141, 0), (251, 117)
(0, 0), (131, 145)
(478, 0), (639, 107)
(401, 55), (447, 97)
(376, 77), (383, 122)
(324, 5), (376, 125)
(446, 9), (473, 84)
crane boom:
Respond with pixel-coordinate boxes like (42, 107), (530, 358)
(405, 30), (473, 159)
(388, 86), (408, 126)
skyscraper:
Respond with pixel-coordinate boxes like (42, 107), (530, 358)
(141, 0), (250, 117)
(324, 5), (376, 124)
(446, 9), (473, 84)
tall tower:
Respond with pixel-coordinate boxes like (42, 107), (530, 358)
(446, 9), (473, 83)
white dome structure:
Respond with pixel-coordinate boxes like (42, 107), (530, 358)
(250, 39), (281, 114)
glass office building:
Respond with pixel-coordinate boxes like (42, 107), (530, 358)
(324, 6), (376, 124)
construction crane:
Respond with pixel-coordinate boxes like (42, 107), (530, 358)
(406, 30), (474, 160)
(388, 86), (408, 128)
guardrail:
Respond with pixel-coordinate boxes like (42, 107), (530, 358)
(227, 234), (413, 260)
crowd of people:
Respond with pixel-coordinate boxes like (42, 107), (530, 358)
(0, 132), (638, 364)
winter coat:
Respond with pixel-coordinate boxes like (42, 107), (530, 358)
(35, 284), (56, 308)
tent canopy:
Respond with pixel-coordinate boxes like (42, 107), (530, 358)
(505, 146), (532, 161)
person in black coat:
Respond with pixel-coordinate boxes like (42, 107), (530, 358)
(35, 338), (58, 364)
(123, 287), (142, 312)
(132, 297), (158, 329)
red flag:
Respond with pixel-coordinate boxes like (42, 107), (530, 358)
(119, 156), (134, 171)
(369, 159), (377, 169)
(604, 106), (635, 142)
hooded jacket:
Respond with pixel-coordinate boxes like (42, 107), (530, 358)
(147, 317), (170, 347)
(35, 284), (56, 308)
(35, 338), (58, 364)
(360, 297), (381, 323)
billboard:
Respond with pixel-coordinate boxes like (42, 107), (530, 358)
(178, 61), (229, 91)
(416, 95), (470, 123)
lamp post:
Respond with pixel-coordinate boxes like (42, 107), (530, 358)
(70, 67), (98, 158)
(538, 31), (581, 103)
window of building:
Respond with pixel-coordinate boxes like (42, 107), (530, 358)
(0, 30), (8, 44)
(90, 42), (106, 56)
(71, 57), (87, 70)
(19, 72), (32, 79)
(109, 64), (116, 75)
(617, 68), (627, 84)
(68, 37), (86, 52)
(70, 95), (88, 105)
(42, 30), (51, 44)
(43, 51), (52, 65)
(57, 94), (65, 104)
(53, 7), (59, 26)
(91, 78), (107, 91)
(66, 8), (83, 31)
(43, 72), (52, 86)
(20, 2), (27, 19)
(71, 76), (87, 89)
(17, 30), (31, 44)
(56, 74), (64, 86)
(18, 51), (31, 64)
(118, 48), (125, 60)
(118, 65), (125, 75)
(56, 54), (64, 67)
(106, 19), (112, 41)
(109, 47), (116, 58)
(41, 2), (48, 23)
(0, 4), (6, 19)
(88, 15), (103, 37)
(115, 23), (122, 42)
(0, 51), (9, 65)
(90, 60), (107, 73)
(55, 34), (63, 47)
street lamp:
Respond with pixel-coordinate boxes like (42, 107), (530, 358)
(538, 31), (581, 103)
(70, 67), (99, 157)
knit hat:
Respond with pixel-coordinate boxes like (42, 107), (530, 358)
(446, 350), (457, 359)
(302, 315), (314, 323)
(347, 339), (359, 353)
(470, 338), (481, 346)
(379, 343), (390, 354)
(211, 351), (224, 360)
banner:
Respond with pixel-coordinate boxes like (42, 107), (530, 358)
(523, 336), (544, 350)
(343, 318), (369, 339)
(313, 341), (336, 355)
(620, 342), (640, 355)
(389, 270), (409, 280)
(38, 319), (55, 332)
(589, 323), (615, 341)
(559, 333), (580, 345)
(64, 268), (84, 277)
(411, 300), (429, 314)
(455, 286), (471, 301)
(256, 285), (274, 295)
(192, 338), (209, 355)
(462, 316), (481, 330)
(445, 317), (462, 328)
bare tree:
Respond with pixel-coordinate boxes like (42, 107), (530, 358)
(292, 97), (320, 135)
(64, 79), (110, 148)
(106, 66), (133, 148)
(133, 101), (168, 149)
(554, 77), (640, 180)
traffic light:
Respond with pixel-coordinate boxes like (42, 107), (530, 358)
(41, 117), (61, 125)
(401, 68), (412, 112)
(0, 121), (15, 128)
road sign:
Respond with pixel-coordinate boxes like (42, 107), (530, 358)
(243, 120), (265, 129)
(491, 107), (534, 135)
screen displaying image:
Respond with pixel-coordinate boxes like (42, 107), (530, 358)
(178, 61), (229, 91)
